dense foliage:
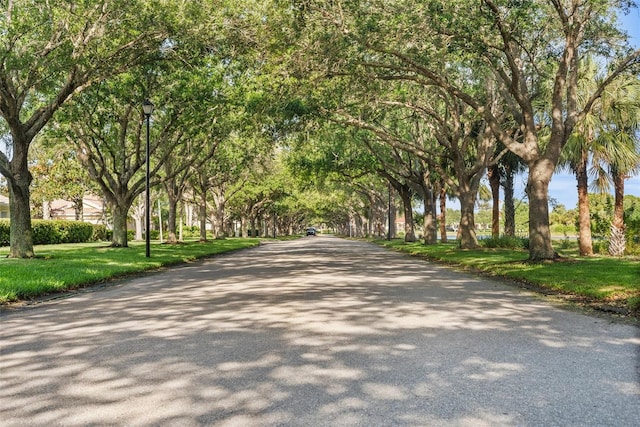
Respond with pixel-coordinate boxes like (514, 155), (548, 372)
(1, 220), (94, 246)
(0, 0), (638, 259)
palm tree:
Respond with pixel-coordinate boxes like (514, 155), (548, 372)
(489, 139), (527, 238)
(501, 150), (527, 237)
(560, 59), (640, 256)
(561, 122), (597, 255)
(590, 76), (640, 256)
(559, 58), (601, 256)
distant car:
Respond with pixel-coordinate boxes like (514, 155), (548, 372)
(306, 227), (316, 236)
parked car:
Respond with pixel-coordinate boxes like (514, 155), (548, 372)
(306, 227), (316, 236)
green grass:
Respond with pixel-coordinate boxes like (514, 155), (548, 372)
(377, 239), (640, 314)
(0, 239), (260, 304)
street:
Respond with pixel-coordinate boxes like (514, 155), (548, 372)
(1, 236), (639, 426)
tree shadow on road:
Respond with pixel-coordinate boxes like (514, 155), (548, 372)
(1, 237), (639, 426)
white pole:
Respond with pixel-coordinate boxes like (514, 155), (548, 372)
(157, 199), (163, 243)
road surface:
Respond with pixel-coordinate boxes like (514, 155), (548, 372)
(1, 236), (639, 426)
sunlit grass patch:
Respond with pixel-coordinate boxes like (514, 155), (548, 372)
(374, 238), (640, 314)
(0, 239), (259, 304)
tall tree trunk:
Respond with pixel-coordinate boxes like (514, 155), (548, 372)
(3, 133), (34, 258)
(240, 217), (247, 237)
(199, 191), (208, 242)
(214, 196), (226, 239)
(458, 190), (479, 249)
(575, 153), (594, 256)
(421, 182), (437, 245)
(526, 160), (556, 260)
(389, 195), (397, 239)
(250, 217), (257, 237)
(224, 217), (233, 237)
(399, 184), (417, 242)
(8, 176), (34, 258)
(111, 203), (130, 247)
(419, 171), (438, 245)
(42, 199), (51, 220)
(131, 198), (144, 241)
(488, 164), (501, 239)
(355, 215), (364, 238)
(503, 165), (515, 237)
(272, 212), (277, 238)
(165, 181), (182, 244)
(133, 214), (143, 241)
(74, 197), (84, 221)
(439, 186), (448, 243)
(179, 202), (184, 242)
(608, 170), (626, 257)
(166, 199), (178, 244)
(211, 191), (227, 239)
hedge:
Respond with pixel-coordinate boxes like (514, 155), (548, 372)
(32, 220), (95, 245)
(0, 220), (102, 246)
(0, 220), (8, 246)
(0, 221), (203, 247)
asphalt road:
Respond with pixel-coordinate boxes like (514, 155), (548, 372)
(1, 236), (639, 426)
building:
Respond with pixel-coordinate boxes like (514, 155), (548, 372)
(47, 195), (106, 224)
(0, 194), (108, 224)
(0, 194), (8, 219)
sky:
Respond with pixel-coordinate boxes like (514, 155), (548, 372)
(499, 8), (640, 210)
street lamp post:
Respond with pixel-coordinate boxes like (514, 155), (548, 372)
(143, 99), (154, 258)
(387, 182), (392, 241)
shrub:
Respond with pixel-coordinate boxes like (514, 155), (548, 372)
(625, 228), (640, 256)
(180, 225), (201, 239)
(480, 235), (527, 249)
(32, 221), (60, 245)
(65, 222), (94, 243)
(592, 240), (609, 254)
(550, 224), (577, 234)
(625, 241), (640, 256)
(559, 236), (574, 250)
(31, 220), (94, 245)
(0, 220), (9, 247)
(91, 224), (111, 242)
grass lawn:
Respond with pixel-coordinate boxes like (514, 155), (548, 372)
(0, 239), (260, 304)
(377, 239), (640, 316)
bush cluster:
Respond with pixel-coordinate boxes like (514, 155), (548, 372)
(181, 226), (201, 238)
(0, 220), (113, 247)
(90, 224), (111, 242)
(31, 220), (95, 245)
(0, 220), (9, 246)
(480, 235), (528, 249)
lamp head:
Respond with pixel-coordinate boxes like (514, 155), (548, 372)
(142, 99), (154, 116)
